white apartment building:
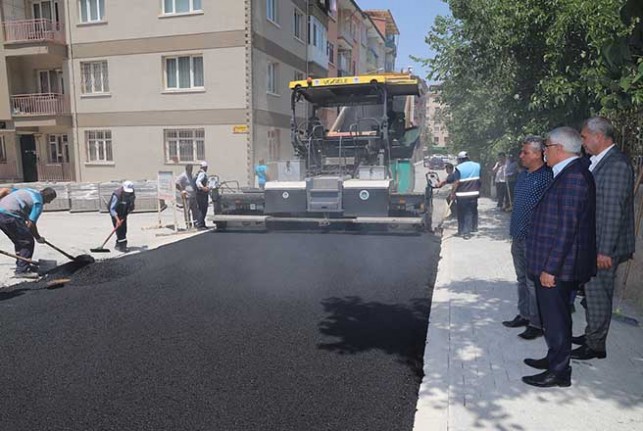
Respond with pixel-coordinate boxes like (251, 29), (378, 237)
(0, 0), (335, 186)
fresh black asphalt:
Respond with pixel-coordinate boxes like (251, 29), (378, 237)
(0, 230), (440, 431)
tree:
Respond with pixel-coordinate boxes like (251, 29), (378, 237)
(416, 0), (643, 160)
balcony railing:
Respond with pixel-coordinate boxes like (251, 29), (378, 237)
(38, 162), (74, 181)
(11, 93), (68, 116)
(3, 19), (65, 44)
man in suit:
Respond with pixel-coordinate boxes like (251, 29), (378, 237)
(523, 127), (597, 388)
(573, 117), (636, 359)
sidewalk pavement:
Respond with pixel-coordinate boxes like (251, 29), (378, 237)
(0, 208), (205, 288)
(415, 197), (643, 431)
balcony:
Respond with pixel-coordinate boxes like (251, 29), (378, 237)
(11, 93), (68, 117)
(338, 51), (351, 76)
(3, 19), (65, 44)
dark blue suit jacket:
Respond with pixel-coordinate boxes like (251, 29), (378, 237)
(526, 157), (597, 283)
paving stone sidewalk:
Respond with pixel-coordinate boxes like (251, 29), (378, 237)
(414, 198), (643, 431)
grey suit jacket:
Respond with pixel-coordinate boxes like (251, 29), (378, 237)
(591, 147), (636, 263)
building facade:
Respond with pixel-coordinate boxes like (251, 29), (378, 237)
(425, 84), (449, 149)
(0, 1), (396, 186)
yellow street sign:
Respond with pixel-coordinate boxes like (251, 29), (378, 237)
(233, 125), (249, 134)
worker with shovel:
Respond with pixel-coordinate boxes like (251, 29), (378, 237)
(0, 187), (57, 278)
(109, 181), (136, 253)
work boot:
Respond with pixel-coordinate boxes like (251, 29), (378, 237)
(115, 241), (129, 253)
(14, 270), (39, 279)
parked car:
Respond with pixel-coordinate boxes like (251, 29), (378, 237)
(424, 156), (445, 170)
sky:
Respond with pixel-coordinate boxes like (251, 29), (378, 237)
(357, 0), (452, 79)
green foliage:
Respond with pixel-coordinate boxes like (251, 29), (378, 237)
(416, 0), (643, 159)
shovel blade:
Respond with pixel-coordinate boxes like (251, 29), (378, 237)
(75, 254), (96, 264)
(36, 259), (58, 275)
(90, 247), (110, 253)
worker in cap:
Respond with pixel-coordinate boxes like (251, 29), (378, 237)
(0, 187), (57, 278)
(194, 161), (210, 229)
(109, 181), (136, 252)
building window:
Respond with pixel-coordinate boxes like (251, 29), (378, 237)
(165, 55), (204, 90)
(267, 62), (279, 95)
(38, 69), (64, 94)
(294, 71), (305, 82)
(164, 129), (205, 163)
(268, 129), (280, 161)
(80, 61), (109, 94)
(267, 0), (278, 24)
(0, 136), (6, 164)
(308, 15), (328, 65)
(163, 0), (202, 14)
(48, 135), (70, 164)
(86, 130), (113, 162)
(293, 8), (304, 41)
(433, 136), (439, 144)
(327, 42), (335, 64)
(79, 0), (105, 23)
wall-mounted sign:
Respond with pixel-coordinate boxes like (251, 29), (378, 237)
(233, 125), (249, 134)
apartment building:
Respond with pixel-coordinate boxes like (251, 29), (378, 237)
(0, 1), (394, 186)
(364, 10), (398, 73)
(426, 84), (449, 148)
(335, 0), (386, 77)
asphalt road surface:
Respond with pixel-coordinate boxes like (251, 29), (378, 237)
(0, 230), (440, 431)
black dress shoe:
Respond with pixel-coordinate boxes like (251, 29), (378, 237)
(524, 357), (549, 370)
(518, 326), (544, 340)
(571, 344), (606, 360)
(522, 370), (571, 388)
(502, 315), (529, 328)
(571, 335), (586, 345)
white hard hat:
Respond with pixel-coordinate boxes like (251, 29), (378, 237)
(200, 161), (208, 168)
(457, 151), (468, 159)
(122, 180), (134, 193)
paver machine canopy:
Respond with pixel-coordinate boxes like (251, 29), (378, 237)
(289, 74), (422, 180)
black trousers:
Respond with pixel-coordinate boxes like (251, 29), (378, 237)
(196, 193), (208, 228)
(495, 182), (507, 208)
(111, 215), (128, 246)
(0, 214), (34, 272)
(535, 277), (578, 378)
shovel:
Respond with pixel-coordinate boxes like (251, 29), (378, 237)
(90, 220), (122, 253)
(0, 249), (57, 276)
(44, 239), (95, 264)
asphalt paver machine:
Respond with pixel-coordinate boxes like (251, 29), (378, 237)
(212, 73), (434, 231)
